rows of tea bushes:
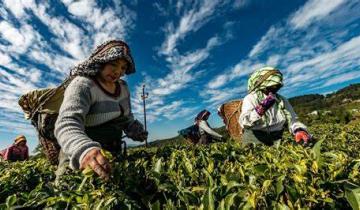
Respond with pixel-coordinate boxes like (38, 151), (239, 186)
(0, 122), (359, 209)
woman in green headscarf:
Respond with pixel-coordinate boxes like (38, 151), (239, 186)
(238, 66), (311, 146)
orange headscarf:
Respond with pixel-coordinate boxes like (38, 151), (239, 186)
(14, 135), (26, 145)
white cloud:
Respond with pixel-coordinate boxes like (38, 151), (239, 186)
(201, 85), (247, 108)
(290, 0), (346, 29)
(0, 117), (35, 137)
(266, 54), (281, 67)
(3, 0), (36, 19)
(248, 26), (279, 58)
(132, 35), (223, 123)
(0, 0), (136, 139)
(153, 2), (169, 16)
(206, 60), (259, 90)
(286, 35), (360, 88)
(159, 0), (222, 56)
(233, 0), (251, 9)
(152, 39), (218, 96)
(208, 74), (228, 89)
(321, 71), (360, 88)
(62, 0), (136, 46)
(0, 21), (36, 54)
(0, 52), (11, 66)
(204, 0), (360, 103)
(67, 0), (95, 17)
(131, 1), (234, 124)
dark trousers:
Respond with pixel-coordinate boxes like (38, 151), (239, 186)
(198, 134), (212, 145)
(242, 129), (283, 146)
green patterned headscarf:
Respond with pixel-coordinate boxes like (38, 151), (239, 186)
(247, 66), (283, 93)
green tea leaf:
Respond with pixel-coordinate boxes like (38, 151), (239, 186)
(273, 202), (290, 210)
(226, 181), (241, 193)
(6, 194), (17, 208)
(225, 193), (238, 210)
(217, 199), (225, 210)
(207, 160), (214, 174)
(254, 164), (268, 174)
(312, 139), (324, 167)
(202, 187), (215, 210)
(345, 187), (360, 210)
(262, 180), (272, 192)
(276, 176), (285, 199)
(153, 158), (162, 174)
(150, 200), (161, 210)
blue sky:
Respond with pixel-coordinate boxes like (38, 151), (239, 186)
(0, 0), (360, 153)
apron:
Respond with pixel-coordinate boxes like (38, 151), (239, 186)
(55, 116), (129, 185)
(85, 116), (129, 155)
(242, 129), (284, 146)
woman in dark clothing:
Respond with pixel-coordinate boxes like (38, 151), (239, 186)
(194, 110), (222, 144)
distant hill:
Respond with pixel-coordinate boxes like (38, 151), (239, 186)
(289, 83), (360, 124)
(289, 83), (360, 111)
(146, 83), (360, 147)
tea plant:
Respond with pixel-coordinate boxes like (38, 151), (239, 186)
(0, 122), (359, 209)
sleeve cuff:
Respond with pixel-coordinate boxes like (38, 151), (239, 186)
(291, 122), (308, 135)
(69, 143), (101, 170)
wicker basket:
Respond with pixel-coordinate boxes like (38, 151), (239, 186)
(18, 86), (65, 165)
(39, 135), (60, 165)
(218, 99), (243, 141)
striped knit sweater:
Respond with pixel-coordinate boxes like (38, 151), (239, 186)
(54, 76), (134, 169)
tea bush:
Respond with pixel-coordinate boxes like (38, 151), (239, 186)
(0, 122), (359, 209)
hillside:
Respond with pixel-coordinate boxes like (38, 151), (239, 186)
(289, 83), (360, 111)
(290, 83), (360, 124)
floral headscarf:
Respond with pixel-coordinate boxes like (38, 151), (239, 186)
(69, 40), (135, 78)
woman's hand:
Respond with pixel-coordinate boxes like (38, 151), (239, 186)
(80, 148), (111, 180)
(136, 131), (148, 142)
(126, 120), (148, 142)
(294, 130), (312, 146)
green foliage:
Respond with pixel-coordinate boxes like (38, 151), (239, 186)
(1, 122), (359, 209)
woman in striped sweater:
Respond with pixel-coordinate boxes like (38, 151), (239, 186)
(54, 40), (147, 181)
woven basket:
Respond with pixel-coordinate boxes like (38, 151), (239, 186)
(218, 99), (243, 141)
(39, 135), (60, 165)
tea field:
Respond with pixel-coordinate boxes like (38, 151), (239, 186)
(1, 122), (360, 209)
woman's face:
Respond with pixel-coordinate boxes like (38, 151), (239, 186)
(17, 141), (26, 147)
(263, 84), (282, 95)
(99, 58), (128, 83)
